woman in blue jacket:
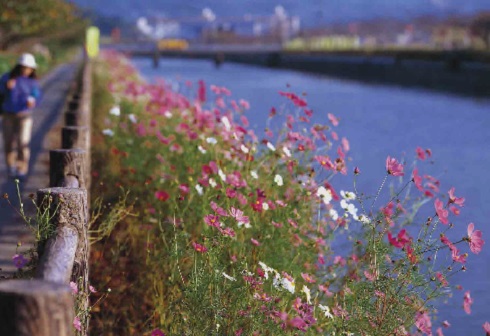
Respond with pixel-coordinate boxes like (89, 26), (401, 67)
(0, 53), (41, 178)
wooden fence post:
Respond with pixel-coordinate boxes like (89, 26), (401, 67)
(50, 149), (87, 189)
(62, 126), (89, 151)
(0, 280), (74, 336)
(65, 110), (85, 127)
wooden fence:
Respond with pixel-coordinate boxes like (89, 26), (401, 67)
(0, 59), (92, 336)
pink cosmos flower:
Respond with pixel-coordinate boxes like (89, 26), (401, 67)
(416, 147), (426, 160)
(154, 190), (169, 202)
(198, 80), (206, 102)
(341, 137), (350, 152)
(463, 291), (473, 314)
(73, 317), (81, 331)
(289, 317), (308, 331)
(192, 242), (208, 253)
(451, 247), (467, 264)
(204, 214), (221, 228)
(219, 227), (236, 237)
(364, 270), (376, 281)
(386, 156), (404, 176)
(483, 322), (490, 335)
(448, 187), (465, 207)
(449, 206), (460, 216)
(229, 207), (250, 225)
(12, 254), (28, 269)
(436, 327), (444, 336)
(239, 99), (250, 109)
(279, 91), (307, 107)
(151, 329), (166, 336)
(301, 273), (316, 283)
(406, 245), (418, 264)
(435, 272), (449, 287)
(69, 281), (78, 294)
(387, 229), (411, 249)
(250, 238), (260, 246)
(226, 188), (237, 198)
(318, 284), (334, 297)
(467, 223), (484, 254)
(210, 201), (228, 217)
(178, 184), (189, 195)
(89, 285), (97, 293)
(434, 198), (449, 225)
(412, 168), (424, 191)
(327, 113), (339, 126)
(314, 155), (334, 170)
(415, 311), (432, 336)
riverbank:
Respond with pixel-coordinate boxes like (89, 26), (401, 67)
(88, 51), (488, 335)
(131, 55), (490, 336)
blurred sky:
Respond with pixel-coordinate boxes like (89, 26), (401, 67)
(73, 0), (490, 25)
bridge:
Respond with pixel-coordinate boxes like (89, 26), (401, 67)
(104, 40), (490, 97)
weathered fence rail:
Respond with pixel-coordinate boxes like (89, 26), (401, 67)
(0, 57), (92, 336)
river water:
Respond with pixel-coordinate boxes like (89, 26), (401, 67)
(131, 56), (490, 335)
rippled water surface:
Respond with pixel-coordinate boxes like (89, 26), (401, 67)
(131, 56), (490, 335)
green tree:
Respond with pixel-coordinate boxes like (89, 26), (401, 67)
(0, 0), (85, 50)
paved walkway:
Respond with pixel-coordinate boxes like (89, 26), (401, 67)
(0, 61), (79, 276)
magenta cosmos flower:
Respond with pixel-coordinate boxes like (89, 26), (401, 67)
(467, 223), (484, 254)
(191, 242), (208, 253)
(386, 156), (404, 176)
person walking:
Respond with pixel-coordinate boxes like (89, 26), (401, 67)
(0, 53), (41, 179)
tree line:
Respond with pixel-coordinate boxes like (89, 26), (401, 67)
(0, 0), (86, 50)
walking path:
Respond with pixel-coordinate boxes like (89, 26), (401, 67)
(0, 61), (79, 276)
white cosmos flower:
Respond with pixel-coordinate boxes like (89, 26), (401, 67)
(128, 113), (137, 123)
(341, 190), (356, 200)
(209, 178), (217, 188)
(274, 174), (283, 186)
(358, 214), (371, 224)
(241, 144), (249, 153)
(282, 146), (292, 157)
(341, 200), (359, 220)
(102, 129), (114, 137)
(109, 105), (120, 116)
(302, 285), (311, 304)
(329, 208), (339, 221)
(206, 137), (217, 145)
(222, 272), (236, 281)
(251, 170), (258, 179)
(221, 116), (231, 131)
(318, 304), (334, 319)
(347, 204), (358, 220)
(198, 145), (207, 154)
(164, 110), (173, 118)
(281, 277), (295, 294)
(273, 272), (295, 293)
(262, 202), (269, 211)
(267, 142), (276, 151)
(316, 186), (332, 205)
(218, 169), (226, 181)
(258, 262), (276, 279)
(195, 184), (203, 195)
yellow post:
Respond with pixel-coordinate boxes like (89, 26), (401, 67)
(85, 26), (100, 58)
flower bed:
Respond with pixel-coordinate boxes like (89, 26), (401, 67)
(88, 50), (486, 335)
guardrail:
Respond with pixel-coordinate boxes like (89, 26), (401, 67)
(0, 58), (92, 336)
